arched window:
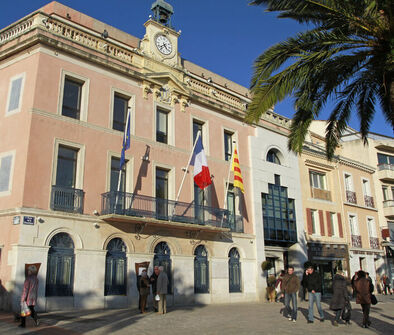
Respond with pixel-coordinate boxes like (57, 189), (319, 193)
(154, 242), (172, 293)
(194, 245), (209, 293)
(45, 233), (75, 296)
(228, 248), (241, 293)
(266, 149), (281, 165)
(105, 238), (127, 296)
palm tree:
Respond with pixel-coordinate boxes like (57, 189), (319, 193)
(246, 0), (393, 158)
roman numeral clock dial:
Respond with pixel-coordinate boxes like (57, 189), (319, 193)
(155, 35), (173, 55)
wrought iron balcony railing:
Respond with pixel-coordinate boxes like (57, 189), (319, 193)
(364, 195), (375, 208)
(51, 185), (84, 214)
(101, 191), (243, 232)
(351, 235), (362, 248)
(346, 190), (357, 204)
(369, 237), (379, 249)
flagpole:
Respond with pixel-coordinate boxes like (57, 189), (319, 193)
(115, 109), (131, 209)
(221, 142), (235, 227)
(172, 131), (202, 217)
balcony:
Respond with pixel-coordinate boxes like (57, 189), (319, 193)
(50, 185), (84, 214)
(364, 195), (375, 208)
(351, 235), (362, 248)
(369, 237), (380, 249)
(101, 192), (241, 232)
(377, 164), (394, 182)
(346, 190), (357, 204)
(311, 187), (331, 201)
(383, 200), (394, 218)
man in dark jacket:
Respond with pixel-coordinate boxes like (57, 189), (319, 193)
(304, 265), (324, 323)
(282, 266), (300, 322)
(149, 266), (160, 312)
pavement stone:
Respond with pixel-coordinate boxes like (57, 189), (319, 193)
(1, 295), (393, 335)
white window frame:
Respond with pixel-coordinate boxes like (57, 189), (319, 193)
(154, 103), (174, 146)
(309, 170), (327, 190)
(362, 178), (371, 197)
(348, 213), (359, 236)
(367, 216), (377, 238)
(330, 212), (338, 237)
(109, 87), (135, 134)
(106, 152), (133, 193)
(58, 70), (90, 122)
(344, 172), (353, 191)
(223, 127), (237, 162)
(0, 150), (16, 196)
(5, 73), (25, 116)
(311, 209), (320, 236)
(191, 116), (209, 156)
(153, 163), (175, 201)
(51, 139), (85, 190)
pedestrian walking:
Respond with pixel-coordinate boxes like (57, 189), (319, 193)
(354, 270), (374, 328)
(19, 264), (40, 328)
(156, 266), (169, 314)
(150, 266), (160, 312)
(304, 265), (324, 323)
(329, 271), (350, 326)
(382, 275), (392, 295)
(282, 266), (300, 323)
(139, 269), (150, 313)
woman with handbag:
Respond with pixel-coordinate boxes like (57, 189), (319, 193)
(329, 271), (349, 326)
(19, 264), (40, 328)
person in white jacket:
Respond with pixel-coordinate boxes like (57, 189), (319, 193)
(156, 266), (169, 314)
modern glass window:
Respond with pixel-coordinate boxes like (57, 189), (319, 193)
(45, 233), (75, 297)
(310, 171), (326, 190)
(349, 215), (359, 235)
(228, 248), (241, 293)
(377, 153), (394, 166)
(6, 75), (24, 114)
(262, 183), (297, 243)
(156, 108), (168, 143)
(153, 242), (172, 293)
(110, 157), (126, 193)
(56, 146), (78, 188)
(62, 77), (82, 119)
(193, 120), (203, 143)
(105, 238), (127, 296)
(156, 168), (168, 219)
(224, 131), (233, 161)
(113, 94), (129, 131)
(194, 245), (209, 293)
(0, 154), (13, 193)
(266, 149), (281, 165)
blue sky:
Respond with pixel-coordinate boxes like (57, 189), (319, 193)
(1, 0), (392, 137)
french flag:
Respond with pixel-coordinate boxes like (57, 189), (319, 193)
(190, 134), (212, 189)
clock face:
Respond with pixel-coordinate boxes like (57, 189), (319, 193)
(155, 35), (172, 55)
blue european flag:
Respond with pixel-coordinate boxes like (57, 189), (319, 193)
(120, 116), (130, 169)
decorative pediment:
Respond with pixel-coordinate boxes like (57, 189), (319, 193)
(142, 72), (190, 111)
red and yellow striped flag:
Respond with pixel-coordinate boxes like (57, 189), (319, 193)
(231, 146), (244, 193)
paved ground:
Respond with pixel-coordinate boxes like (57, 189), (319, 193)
(1, 295), (393, 335)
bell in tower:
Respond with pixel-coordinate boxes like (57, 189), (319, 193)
(151, 0), (174, 28)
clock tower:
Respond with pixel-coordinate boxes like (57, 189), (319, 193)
(141, 0), (180, 67)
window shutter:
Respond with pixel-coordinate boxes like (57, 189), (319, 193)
(326, 211), (332, 237)
(306, 208), (313, 235)
(337, 213), (343, 238)
(319, 210), (325, 236)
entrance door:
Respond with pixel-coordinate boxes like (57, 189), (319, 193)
(317, 262), (333, 295)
